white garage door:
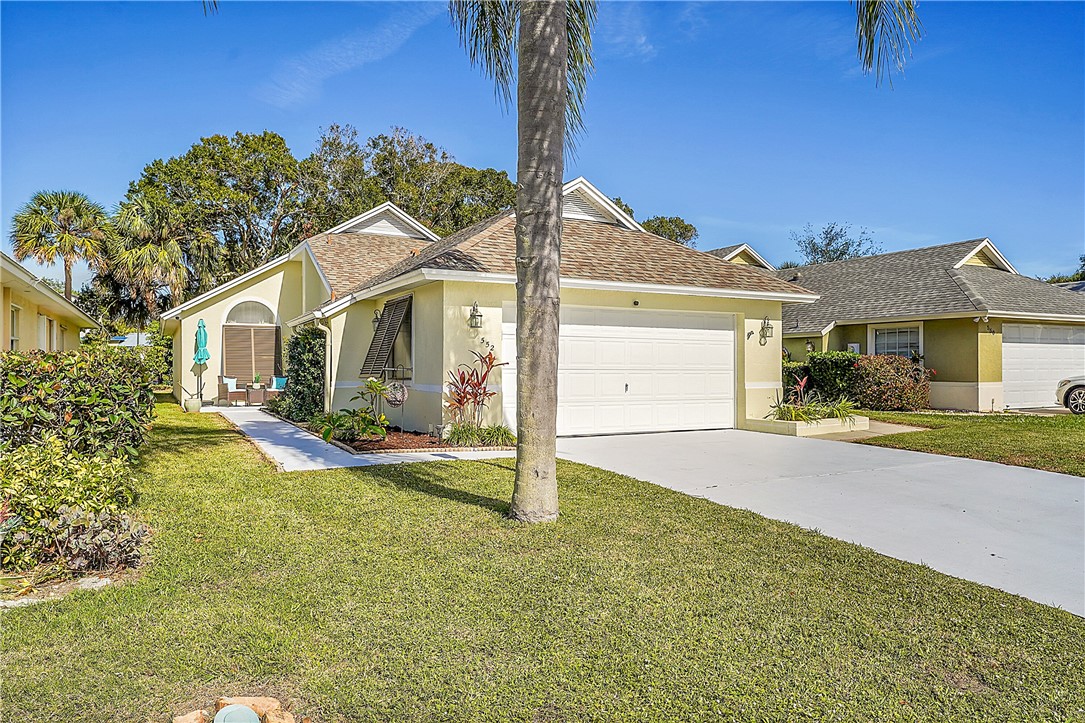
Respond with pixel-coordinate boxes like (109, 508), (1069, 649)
(502, 306), (735, 436)
(1002, 323), (1085, 408)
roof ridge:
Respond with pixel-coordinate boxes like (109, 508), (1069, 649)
(783, 238), (988, 271)
(946, 268), (988, 312)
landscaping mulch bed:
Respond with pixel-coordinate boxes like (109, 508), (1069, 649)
(262, 409), (512, 455)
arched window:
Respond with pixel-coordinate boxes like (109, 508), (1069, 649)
(222, 301), (281, 385)
(226, 301), (275, 325)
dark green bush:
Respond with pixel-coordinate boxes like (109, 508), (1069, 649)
(277, 326), (326, 422)
(782, 361), (810, 385)
(807, 351), (861, 400)
(1, 438), (140, 571)
(0, 348), (156, 457)
(851, 355), (931, 411)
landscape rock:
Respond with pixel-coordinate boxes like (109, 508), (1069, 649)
(262, 710), (296, 723)
(172, 710), (208, 723)
(215, 697), (282, 717)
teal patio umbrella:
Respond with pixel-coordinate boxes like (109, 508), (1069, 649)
(194, 319), (211, 399)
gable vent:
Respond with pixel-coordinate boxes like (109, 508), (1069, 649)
(562, 190), (610, 223)
(344, 211), (424, 239)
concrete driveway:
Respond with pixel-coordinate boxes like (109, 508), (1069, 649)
(557, 430), (1084, 616)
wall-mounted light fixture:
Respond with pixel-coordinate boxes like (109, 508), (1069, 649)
(371, 309), (382, 331)
(468, 302), (483, 329)
(805, 339), (816, 353)
(758, 316), (774, 346)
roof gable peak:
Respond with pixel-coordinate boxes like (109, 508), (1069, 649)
(561, 177), (643, 231)
(953, 238), (1017, 274)
(323, 201), (440, 241)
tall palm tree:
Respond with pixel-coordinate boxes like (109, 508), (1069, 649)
(10, 190), (112, 300)
(110, 197), (191, 340)
(449, 0), (921, 523)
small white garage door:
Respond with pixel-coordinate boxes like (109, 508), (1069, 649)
(502, 306), (735, 436)
(1002, 323), (1085, 408)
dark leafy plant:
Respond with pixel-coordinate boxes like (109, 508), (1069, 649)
(0, 347), (156, 457)
(279, 326), (326, 422)
(7, 505), (148, 573)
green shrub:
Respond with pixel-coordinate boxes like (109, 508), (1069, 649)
(0, 347), (156, 457)
(807, 351), (861, 400)
(279, 326), (326, 422)
(851, 355), (931, 411)
(444, 422), (481, 447)
(1, 439), (140, 571)
(478, 425), (516, 447)
(782, 361), (810, 386)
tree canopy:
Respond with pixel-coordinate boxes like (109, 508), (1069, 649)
(109, 126), (516, 304)
(791, 222), (883, 265)
(1045, 255), (1085, 283)
(610, 196), (699, 247)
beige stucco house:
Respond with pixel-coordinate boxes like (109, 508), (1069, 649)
(161, 179), (817, 434)
(773, 239), (1085, 411)
(1, 251), (99, 351)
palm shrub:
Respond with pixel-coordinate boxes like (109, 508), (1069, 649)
(0, 347), (156, 457)
(276, 326), (326, 421)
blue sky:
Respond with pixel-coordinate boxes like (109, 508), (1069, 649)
(2, 1), (1082, 287)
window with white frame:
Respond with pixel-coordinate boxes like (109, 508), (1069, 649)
(9, 305), (20, 350)
(873, 326), (920, 357)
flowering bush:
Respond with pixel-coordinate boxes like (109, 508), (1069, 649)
(850, 354), (932, 410)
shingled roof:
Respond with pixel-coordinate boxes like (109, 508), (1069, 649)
(774, 240), (1085, 335)
(323, 211), (813, 309)
(304, 232), (429, 296)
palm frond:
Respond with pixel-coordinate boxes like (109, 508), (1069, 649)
(853, 0), (923, 86)
(449, 0), (597, 143)
(449, 1), (519, 109)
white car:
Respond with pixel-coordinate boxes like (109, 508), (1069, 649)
(1057, 376), (1085, 414)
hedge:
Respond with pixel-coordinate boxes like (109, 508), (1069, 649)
(807, 351), (861, 400)
(0, 347), (156, 458)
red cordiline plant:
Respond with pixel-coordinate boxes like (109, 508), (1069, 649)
(445, 350), (507, 428)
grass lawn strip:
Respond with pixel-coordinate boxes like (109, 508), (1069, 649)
(2, 404), (1083, 721)
(858, 410), (1085, 477)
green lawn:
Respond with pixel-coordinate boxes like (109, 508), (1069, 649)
(859, 410), (1085, 476)
(3, 405), (1084, 722)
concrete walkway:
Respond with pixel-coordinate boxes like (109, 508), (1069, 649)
(215, 407), (512, 472)
(556, 430), (1085, 616)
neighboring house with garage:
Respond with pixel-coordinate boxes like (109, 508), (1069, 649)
(162, 178), (818, 434)
(777, 239), (1085, 411)
(1, 250), (99, 351)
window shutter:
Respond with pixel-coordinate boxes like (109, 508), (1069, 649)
(360, 297), (411, 377)
(252, 327), (278, 381)
(223, 326), (253, 383)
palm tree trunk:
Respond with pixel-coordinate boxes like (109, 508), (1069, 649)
(63, 256), (73, 300)
(509, 0), (566, 523)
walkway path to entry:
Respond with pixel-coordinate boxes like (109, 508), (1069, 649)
(215, 406), (512, 472)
